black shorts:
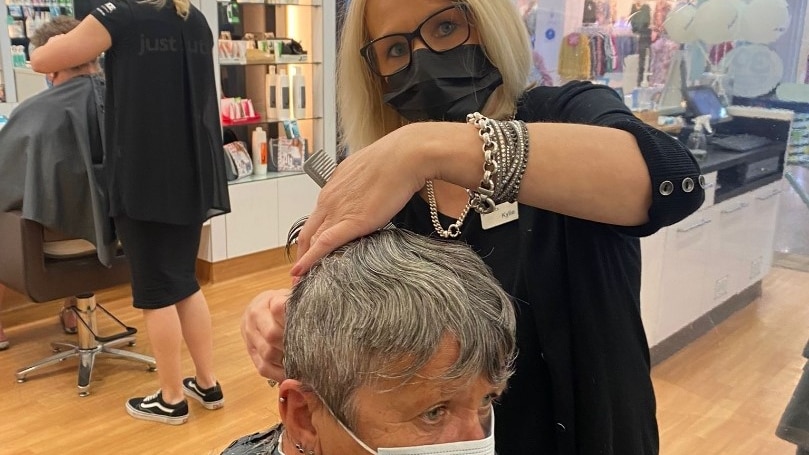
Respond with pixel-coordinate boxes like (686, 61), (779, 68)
(114, 216), (202, 310)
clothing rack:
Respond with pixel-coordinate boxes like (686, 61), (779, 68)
(578, 24), (611, 36)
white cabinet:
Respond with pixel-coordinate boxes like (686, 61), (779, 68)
(225, 178), (280, 258)
(642, 178), (785, 347)
(713, 194), (756, 303)
(711, 180), (783, 301)
(202, 174), (321, 260)
(747, 181), (783, 283)
(654, 210), (716, 342)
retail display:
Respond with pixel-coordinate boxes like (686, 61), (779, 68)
(215, 1), (324, 180)
(5, 0), (73, 59)
(193, 1), (333, 261)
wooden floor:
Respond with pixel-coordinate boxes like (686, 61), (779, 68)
(1, 265), (807, 454)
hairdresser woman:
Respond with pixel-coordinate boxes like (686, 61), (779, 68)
(32, 0), (230, 424)
(243, 0), (704, 453)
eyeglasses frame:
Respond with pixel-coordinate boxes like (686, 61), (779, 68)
(359, 3), (473, 78)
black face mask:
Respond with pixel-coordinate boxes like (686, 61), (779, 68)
(382, 45), (503, 122)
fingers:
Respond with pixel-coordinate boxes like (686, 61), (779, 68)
(241, 290), (290, 381)
(291, 223), (363, 276)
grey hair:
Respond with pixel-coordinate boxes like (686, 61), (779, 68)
(284, 229), (517, 429)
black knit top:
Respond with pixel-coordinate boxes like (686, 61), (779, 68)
(392, 81), (704, 455)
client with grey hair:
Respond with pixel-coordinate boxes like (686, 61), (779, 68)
(222, 228), (516, 455)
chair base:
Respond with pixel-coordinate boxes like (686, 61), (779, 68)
(15, 293), (156, 396)
(16, 337), (157, 396)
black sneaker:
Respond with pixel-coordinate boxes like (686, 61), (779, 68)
(182, 377), (224, 410)
(125, 390), (188, 425)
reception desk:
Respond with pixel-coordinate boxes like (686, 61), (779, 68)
(641, 106), (792, 364)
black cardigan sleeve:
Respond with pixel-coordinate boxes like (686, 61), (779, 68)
(517, 81), (704, 237)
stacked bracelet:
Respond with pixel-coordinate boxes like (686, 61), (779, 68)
(466, 112), (530, 214)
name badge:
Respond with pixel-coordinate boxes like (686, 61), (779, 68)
(481, 202), (519, 230)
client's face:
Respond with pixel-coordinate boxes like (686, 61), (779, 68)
(311, 337), (504, 454)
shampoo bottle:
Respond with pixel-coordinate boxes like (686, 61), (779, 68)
(252, 127), (268, 175)
(276, 69), (290, 120)
(292, 67), (306, 119)
(266, 66), (277, 119)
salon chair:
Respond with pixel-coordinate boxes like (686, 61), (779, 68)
(0, 210), (156, 396)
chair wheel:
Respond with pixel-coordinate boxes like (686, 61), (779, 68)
(16, 377), (26, 383)
(148, 366), (157, 372)
(128, 341), (136, 347)
(52, 347), (61, 353)
(79, 391), (90, 397)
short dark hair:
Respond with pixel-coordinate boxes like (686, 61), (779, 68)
(30, 16), (80, 48)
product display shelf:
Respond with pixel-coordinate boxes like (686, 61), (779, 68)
(227, 170), (304, 186)
(218, 0), (326, 157)
(200, 0), (335, 264)
(222, 113), (323, 128)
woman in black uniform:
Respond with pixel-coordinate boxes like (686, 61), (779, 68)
(241, 0), (705, 453)
(32, 0), (230, 425)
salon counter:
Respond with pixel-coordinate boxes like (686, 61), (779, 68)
(641, 106), (793, 365)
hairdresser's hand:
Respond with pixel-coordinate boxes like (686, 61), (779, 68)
(242, 289), (290, 382)
(291, 123), (455, 276)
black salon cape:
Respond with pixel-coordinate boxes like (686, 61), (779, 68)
(0, 75), (117, 266)
(392, 82), (705, 455)
(220, 423), (283, 455)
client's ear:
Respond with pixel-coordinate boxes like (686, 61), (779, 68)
(279, 380), (320, 451)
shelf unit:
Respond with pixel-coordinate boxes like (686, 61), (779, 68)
(198, 0), (335, 265)
(2, 0), (78, 103)
(5, 0), (74, 59)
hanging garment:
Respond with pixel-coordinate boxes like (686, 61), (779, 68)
(651, 0), (672, 42)
(559, 33), (592, 81)
(650, 36), (680, 85)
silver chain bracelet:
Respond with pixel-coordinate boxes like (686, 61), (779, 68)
(466, 112), (498, 214)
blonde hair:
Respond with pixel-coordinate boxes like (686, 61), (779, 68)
(139, 0), (190, 19)
(337, 0), (532, 151)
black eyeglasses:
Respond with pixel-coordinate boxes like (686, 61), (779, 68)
(360, 4), (472, 77)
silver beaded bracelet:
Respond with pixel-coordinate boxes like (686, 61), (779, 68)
(466, 112), (530, 213)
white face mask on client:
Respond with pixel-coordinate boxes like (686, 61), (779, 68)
(336, 407), (496, 455)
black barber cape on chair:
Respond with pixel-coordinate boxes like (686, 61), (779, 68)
(0, 75), (155, 396)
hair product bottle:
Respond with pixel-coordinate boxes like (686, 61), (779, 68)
(252, 127), (268, 175)
(266, 66), (277, 119)
(292, 67), (306, 119)
(276, 69), (290, 120)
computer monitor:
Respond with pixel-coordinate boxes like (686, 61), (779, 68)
(686, 85), (731, 123)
